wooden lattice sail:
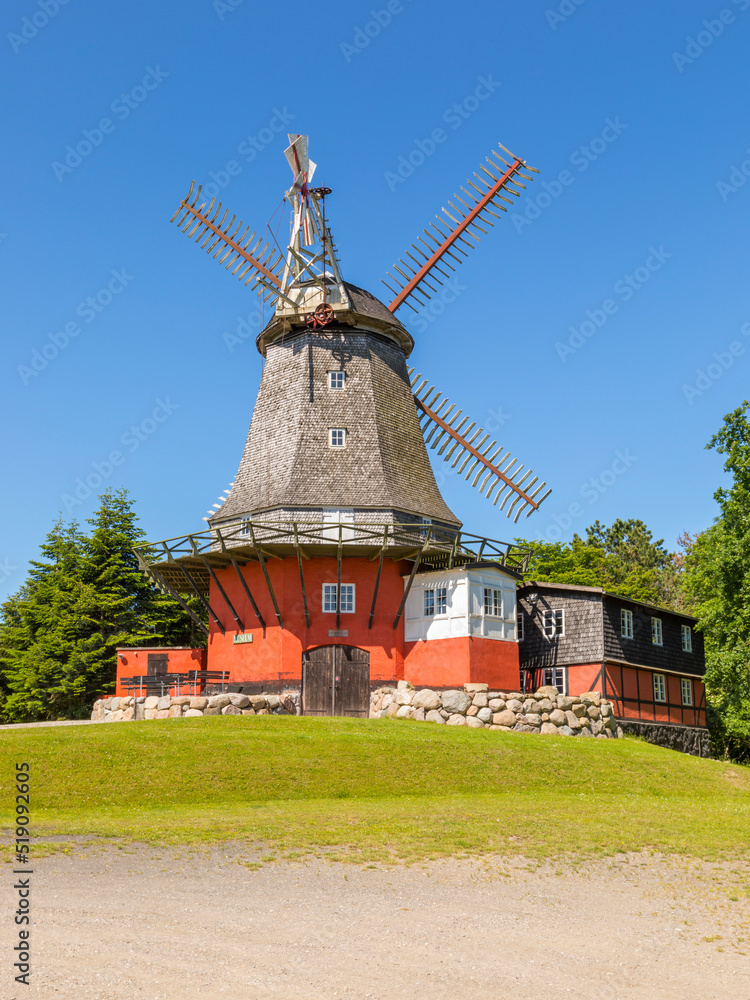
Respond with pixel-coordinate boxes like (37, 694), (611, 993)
(170, 181), (286, 304)
(382, 142), (538, 314)
(410, 370), (551, 522)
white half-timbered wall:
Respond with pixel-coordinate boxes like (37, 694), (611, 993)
(404, 566), (518, 643)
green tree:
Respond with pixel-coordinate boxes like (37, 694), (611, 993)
(520, 518), (684, 608)
(684, 401), (750, 761)
(0, 490), (205, 723)
(0, 519), (96, 721)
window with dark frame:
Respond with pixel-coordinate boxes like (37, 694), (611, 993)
(517, 613), (524, 641)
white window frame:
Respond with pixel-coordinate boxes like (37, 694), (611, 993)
(651, 617), (663, 646)
(239, 517), (251, 537)
(541, 666), (567, 695)
(681, 625), (693, 652)
(436, 586), (447, 616)
(327, 370), (346, 390)
(681, 678), (693, 706)
(423, 589), (435, 617)
(653, 673), (667, 703)
(322, 583), (355, 614)
(517, 613), (524, 641)
(621, 608), (634, 639)
(484, 587), (502, 618)
(542, 608), (564, 638)
(328, 428), (346, 449)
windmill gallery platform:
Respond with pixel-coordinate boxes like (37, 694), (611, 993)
(116, 135), (707, 750)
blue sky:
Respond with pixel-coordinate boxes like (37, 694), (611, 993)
(2, 0), (749, 599)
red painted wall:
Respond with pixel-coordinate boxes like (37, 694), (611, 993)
(403, 636), (519, 689)
(567, 663), (604, 696)
(115, 647), (206, 696)
(205, 556), (407, 687)
(603, 662), (706, 727)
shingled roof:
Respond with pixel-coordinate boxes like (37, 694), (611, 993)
(213, 287), (460, 528)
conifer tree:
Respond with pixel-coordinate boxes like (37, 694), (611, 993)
(0, 490), (205, 722)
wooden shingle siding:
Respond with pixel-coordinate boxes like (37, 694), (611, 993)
(517, 588), (603, 669)
(602, 596), (704, 677)
(213, 322), (460, 528)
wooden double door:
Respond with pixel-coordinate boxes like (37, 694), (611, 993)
(302, 645), (370, 718)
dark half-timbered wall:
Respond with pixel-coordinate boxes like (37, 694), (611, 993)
(602, 595), (704, 677)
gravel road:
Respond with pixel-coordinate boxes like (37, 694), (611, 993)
(3, 845), (748, 999)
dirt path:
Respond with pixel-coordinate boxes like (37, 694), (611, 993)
(3, 845), (749, 999)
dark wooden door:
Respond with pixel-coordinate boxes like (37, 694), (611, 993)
(147, 653), (168, 676)
(302, 646), (370, 718)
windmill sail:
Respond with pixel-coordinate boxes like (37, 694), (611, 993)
(383, 142), (538, 314)
(410, 370), (551, 522)
(170, 181), (287, 304)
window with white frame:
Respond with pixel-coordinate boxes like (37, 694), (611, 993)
(322, 583), (355, 614)
(517, 613), (525, 641)
(543, 609), (564, 638)
(542, 667), (567, 695)
(681, 678), (693, 706)
(484, 587), (502, 617)
(328, 371), (346, 390)
(424, 586), (447, 616)
(328, 428), (346, 449)
(681, 624), (693, 652)
(240, 517), (251, 537)
(651, 617), (663, 646)
(621, 608), (634, 639)
(653, 673), (666, 703)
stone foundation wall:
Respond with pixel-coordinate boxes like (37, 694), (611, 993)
(370, 683), (623, 739)
(91, 692), (301, 722)
(619, 719), (711, 758)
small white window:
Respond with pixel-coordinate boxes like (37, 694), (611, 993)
(239, 517), (251, 537)
(651, 617), (663, 646)
(322, 583), (355, 614)
(681, 625), (693, 652)
(484, 587), (502, 617)
(621, 608), (633, 639)
(424, 589), (435, 617)
(653, 673), (666, 703)
(436, 586), (447, 615)
(328, 371), (346, 389)
(543, 609), (564, 638)
(681, 678), (693, 706)
(517, 613), (524, 641)
(328, 428), (346, 449)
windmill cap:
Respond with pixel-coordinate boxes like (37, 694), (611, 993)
(256, 281), (414, 357)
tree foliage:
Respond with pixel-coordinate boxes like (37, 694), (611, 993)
(683, 401), (750, 761)
(519, 517), (684, 609)
(0, 490), (206, 723)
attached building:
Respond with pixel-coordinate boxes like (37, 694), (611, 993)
(517, 582), (708, 755)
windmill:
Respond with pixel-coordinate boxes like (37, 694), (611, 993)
(125, 133), (551, 715)
(171, 134), (550, 525)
